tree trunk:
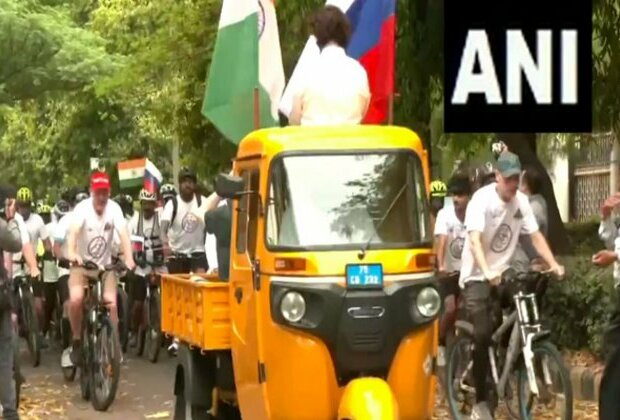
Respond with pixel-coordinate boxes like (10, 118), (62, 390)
(498, 133), (570, 254)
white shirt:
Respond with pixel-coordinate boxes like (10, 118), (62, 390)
(434, 206), (466, 273)
(54, 212), (73, 277)
(70, 198), (127, 268)
(459, 183), (538, 287)
(599, 217), (620, 288)
(43, 222), (59, 282)
(129, 209), (166, 277)
(296, 45), (370, 126)
(12, 213), (48, 278)
(161, 194), (209, 254)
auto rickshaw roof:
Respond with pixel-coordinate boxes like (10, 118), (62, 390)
(235, 125), (425, 160)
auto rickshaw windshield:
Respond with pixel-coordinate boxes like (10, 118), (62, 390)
(265, 150), (431, 250)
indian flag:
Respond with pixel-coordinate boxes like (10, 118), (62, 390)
(202, 0), (285, 144)
(117, 158), (146, 189)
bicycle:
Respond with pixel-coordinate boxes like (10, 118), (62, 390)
(12, 316), (23, 410)
(117, 271), (130, 354)
(65, 260), (125, 412)
(11, 259), (42, 367)
(445, 270), (573, 419)
(134, 259), (165, 363)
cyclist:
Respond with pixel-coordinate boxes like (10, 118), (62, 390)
(65, 172), (135, 365)
(434, 172), (471, 368)
(429, 180), (447, 233)
(459, 151), (564, 420)
(0, 187), (24, 420)
(12, 188), (49, 340)
(127, 189), (166, 347)
(36, 203), (61, 344)
(160, 184), (176, 205)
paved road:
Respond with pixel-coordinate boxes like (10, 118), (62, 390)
(18, 343), (177, 420)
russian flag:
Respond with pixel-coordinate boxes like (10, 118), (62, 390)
(143, 159), (163, 195)
(278, 0), (396, 124)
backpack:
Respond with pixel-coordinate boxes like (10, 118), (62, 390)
(170, 194), (202, 226)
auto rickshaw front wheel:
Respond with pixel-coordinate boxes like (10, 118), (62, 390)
(337, 377), (398, 420)
(173, 390), (210, 420)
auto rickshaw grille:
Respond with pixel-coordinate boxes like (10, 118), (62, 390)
(352, 332), (382, 350)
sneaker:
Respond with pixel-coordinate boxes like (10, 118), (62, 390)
(70, 340), (81, 367)
(61, 347), (73, 368)
(167, 338), (179, 356)
(437, 346), (446, 367)
(470, 402), (494, 420)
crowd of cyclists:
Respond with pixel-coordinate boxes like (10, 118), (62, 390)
(0, 166), (227, 419)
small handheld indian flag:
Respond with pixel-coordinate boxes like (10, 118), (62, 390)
(118, 158), (146, 189)
(144, 159), (163, 194)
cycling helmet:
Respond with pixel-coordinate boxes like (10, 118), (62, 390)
(138, 188), (157, 202)
(160, 183), (176, 198)
(75, 191), (89, 204)
(17, 187), (33, 203)
(38, 203), (52, 215)
(54, 200), (70, 217)
(124, 194), (133, 205)
(429, 180), (447, 198)
(178, 167), (197, 183)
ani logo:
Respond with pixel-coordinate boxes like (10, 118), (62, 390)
(257, 1), (266, 38)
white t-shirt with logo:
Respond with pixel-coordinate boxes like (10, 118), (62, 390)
(70, 198), (127, 268)
(161, 195), (208, 254)
(12, 213), (49, 278)
(459, 183), (538, 287)
(54, 212), (73, 277)
(43, 222), (59, 282)
(129, 209), (166, 277)
(434, 206), (466, 273)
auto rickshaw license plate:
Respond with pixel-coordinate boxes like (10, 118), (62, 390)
(346, 264), (383, 289)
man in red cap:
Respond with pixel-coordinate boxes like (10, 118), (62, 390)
(65, 171), (135, 365)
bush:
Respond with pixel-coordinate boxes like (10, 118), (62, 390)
(564, 221), (601, 256)
(543, 255), (616, 357)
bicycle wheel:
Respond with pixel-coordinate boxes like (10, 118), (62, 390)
(118, 288), (129, 353)
(12, 327), (22, 409)
(146, 290), (162, 363)
(89, 316), (121, 411)
(517, 341), (573, 420)
(22, 291), (41, 367)
(445, 334), (476, 419)
(80, 326), (91, 401)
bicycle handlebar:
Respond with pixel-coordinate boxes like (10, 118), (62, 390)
(75, 259), (129, 273)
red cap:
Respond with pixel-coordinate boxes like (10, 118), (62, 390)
(90, 171), (111, 191)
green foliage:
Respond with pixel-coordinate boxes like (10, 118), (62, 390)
(544, 256), (616, 357)
(565, 221), (603, 256)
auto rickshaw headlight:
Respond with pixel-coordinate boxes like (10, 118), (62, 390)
(416, 287), (441, 318)
(280, 291), (306, 323)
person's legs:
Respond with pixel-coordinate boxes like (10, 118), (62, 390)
(103, 271), (118, 325)
(131, 274), (147, 332)
(603, 288), (620, 362)
(68, 268), (86, 341)
(191, 253), (208, 274)
(463, 281), (493, 418)
(0, 309), (19, 419)
(32, 281), (45, 334)
(57, 275), (71, 349)
(42, 282), (58, 336)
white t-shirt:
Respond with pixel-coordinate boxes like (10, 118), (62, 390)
(297, 45), (370, 126)
(129, 209), (166, 277)
(12, 213), (48, 277)
(70, 198), (127, 268)
(434, 206), (466, 273)
(43, 222), (59, 282)
(54, 212), (72, 277)
(459, 183), (538, 287)
(161, 194), (209, 254)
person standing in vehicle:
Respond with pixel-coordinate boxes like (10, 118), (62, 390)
(127, 189), (166, 347)
(459, 151), (564, 420)
(0, 191), (23, 420)
(205, 199), (232, 280)
(160, 168), (220, 274)
(434, 173), (471, 368)
(289, 5), (370, 126)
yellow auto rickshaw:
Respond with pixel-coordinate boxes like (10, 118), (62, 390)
(161, 125), (441, 419)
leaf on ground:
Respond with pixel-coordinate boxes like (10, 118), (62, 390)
(145, 411), (170, 419)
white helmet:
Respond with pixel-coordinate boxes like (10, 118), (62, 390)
(138, 188), (157, 202)
(160, 183), (176, 198)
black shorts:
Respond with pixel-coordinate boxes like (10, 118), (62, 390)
(57, 275), (70, 304)
(167, 253), (208, 274)
(129, 274), (147, 302)
(32, 279), (44, 298)
(438, 272), (461, 300)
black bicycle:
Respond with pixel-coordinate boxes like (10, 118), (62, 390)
(12, 318), (23, 409)
(134, 259), (165, 363)
(67, 260), (125, 412)
(117, 271), (130, 354)
(12, 260), (41, 367)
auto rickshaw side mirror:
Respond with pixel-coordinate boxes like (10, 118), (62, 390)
(215, 173), (244, 199)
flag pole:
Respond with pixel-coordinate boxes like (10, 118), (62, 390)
(253, 87), (260, 130)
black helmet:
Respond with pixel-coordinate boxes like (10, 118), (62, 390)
(178, 167), (197, 183)
(447, 172), (472, 196)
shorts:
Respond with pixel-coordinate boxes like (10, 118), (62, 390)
(68, 267), (117, 292)
(128, 273), (147, 303)
(438, 272), (460, 300)
(57, 275), (70, 304)
(167, 253), (208, 274)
